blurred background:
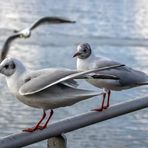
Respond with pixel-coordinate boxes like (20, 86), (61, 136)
(0, 0), (148, 147)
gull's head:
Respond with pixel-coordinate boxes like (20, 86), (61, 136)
(0, 57), (25, 77)
(73, 43), (92, 59)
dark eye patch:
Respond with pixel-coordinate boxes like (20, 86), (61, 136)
(83, 48), (87, 52)
(4, 64), (9, 69)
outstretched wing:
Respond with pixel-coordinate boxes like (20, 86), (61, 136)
(30, 16), (76, 30)
(14, 16), (76, 34)
(0, 34), (20, 62)
(19, 64), (123, 96)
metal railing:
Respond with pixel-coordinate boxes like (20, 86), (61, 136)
(0, 96), (148, 148)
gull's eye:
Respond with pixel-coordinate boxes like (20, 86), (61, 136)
(4, 64), (9, 69)
(83, 49), (87, 52)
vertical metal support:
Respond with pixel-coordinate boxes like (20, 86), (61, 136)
(47, 134), (67, 148)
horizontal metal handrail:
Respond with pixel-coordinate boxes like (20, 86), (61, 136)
(0, 96), (148, 148)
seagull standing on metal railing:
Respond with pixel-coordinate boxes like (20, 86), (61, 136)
(73, 43), (148, 111)
(0, 57), (123, 132)
(0, 16), (75, 62)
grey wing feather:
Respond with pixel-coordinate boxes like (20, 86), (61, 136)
(19, 64), (124, 96)
(19, 69), (77, 95)
(61, 79), (78, 88)
(37, 64), (124, 92)
(14, 17), (75, 34)
(94, 58), (148, 86)
(30, 16), (76, 30)
(95, 58), (129, 71)
(88, 74), (120, 80)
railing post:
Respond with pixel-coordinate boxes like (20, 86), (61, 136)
(47, 134), (67, 148)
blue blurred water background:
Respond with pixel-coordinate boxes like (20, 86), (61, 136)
(0, 0), (148, 147)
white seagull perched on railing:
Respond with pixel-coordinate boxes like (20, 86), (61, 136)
(73, 43), (148, 111)
(0, 57), (123, 132)
(0, 16), (75, 62)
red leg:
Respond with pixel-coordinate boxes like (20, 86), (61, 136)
(92, 93), (106, 112)
(103, 90), (111, 109)
(23, 110), (46, 132)
(38, 110), (54, 130)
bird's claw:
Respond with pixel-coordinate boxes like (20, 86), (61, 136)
(23, 127), (37, 132)
(37, 125), (47, 130)
(23, 125), (47, 132)
(91, 108), (104, 112)
(103, 106), (109, 109)
(91, 106), (109, 112)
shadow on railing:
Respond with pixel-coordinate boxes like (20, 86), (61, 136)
(0, 96), (148, 148)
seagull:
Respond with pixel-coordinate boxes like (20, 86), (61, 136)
(13, 16), (76, 38)
(0, 16), (75, 62)
(73, 43), (148, 111)
(0, 57), (123, 132)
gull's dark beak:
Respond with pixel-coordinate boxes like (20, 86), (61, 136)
(73, 52), (82, 58)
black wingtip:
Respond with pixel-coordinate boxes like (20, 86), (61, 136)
(61, 19), (76, 23)
(69, 20), (76, 23)
(91, 75), (120, 80)
(13, 29), (18, 33)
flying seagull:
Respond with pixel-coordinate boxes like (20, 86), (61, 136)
(13, 16), (76, 37)
(0, 16), (75, 62)
(0, 57), (123, 132)
(73, 43), (148, 111)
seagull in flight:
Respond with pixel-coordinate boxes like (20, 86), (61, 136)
(0, 57), (123, 132)
(13, 16), (76, 37)
(0, 16), (75, 62)
(73, 43), (148, 111)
